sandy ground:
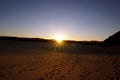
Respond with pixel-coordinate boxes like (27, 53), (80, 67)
(0, 41), (120, 80)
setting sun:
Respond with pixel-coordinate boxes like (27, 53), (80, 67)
(55, 34), (65, 43)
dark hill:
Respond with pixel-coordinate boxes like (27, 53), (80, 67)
(103, 31), (120, 46)
(0, 36), (101, 45)
(0, 36), (52, 42)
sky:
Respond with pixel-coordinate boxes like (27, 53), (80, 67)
(0, 0), (120, 41)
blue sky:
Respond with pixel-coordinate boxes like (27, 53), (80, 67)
(0, 0), (120, 41)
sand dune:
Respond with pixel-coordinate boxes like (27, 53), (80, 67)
(0, 41), (120, 80)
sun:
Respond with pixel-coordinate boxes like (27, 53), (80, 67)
(55, 34), (64, 43)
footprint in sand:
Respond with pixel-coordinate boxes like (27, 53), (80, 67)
(56, 70), (61, 74)
(80, 71), (91, 79)
(8, 72), (15, 74)
(9, 65), (16, 68)
(49, 71), (55, 76)
(66, 70), (71, 75)
(0, 74), (5, 77)
(38, 77), (45, 80)
(0, 66), (6, 69)
(60, 75), (65, 79)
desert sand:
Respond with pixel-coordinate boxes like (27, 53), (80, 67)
(0, 41), (120, 80)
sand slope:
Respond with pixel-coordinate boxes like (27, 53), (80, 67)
(0, 41), (120, 80)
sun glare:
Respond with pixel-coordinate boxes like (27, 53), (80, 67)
(55, 34), (64, 43)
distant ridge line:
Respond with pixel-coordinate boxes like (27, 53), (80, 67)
(0, 36), (52, 42)
(0, 36), (101, 45)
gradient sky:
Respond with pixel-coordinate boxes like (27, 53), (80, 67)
(0, 0), (120, 41)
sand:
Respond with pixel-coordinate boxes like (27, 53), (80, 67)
(0, 41), (120, 80)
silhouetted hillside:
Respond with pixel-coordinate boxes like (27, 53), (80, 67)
(0, 36), (52, 42)
(65, 40), (101, 45)
(103, 31), (120, 46)
(0, 36), (101, 45)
